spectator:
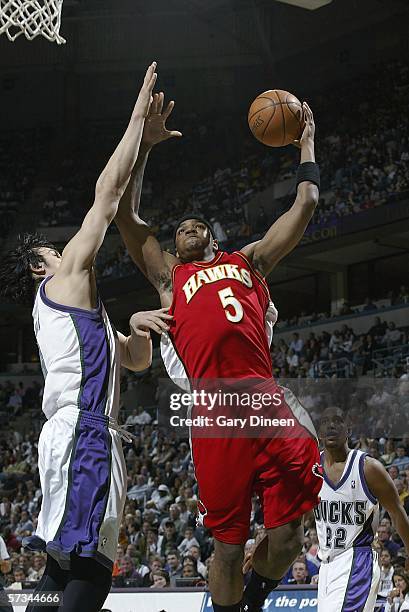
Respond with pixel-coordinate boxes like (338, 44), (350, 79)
(165, 550), (182, 579)
(388, 467), (400, 481)
(282, 553), (318, 584)
(150, 569), (170, 588)
(177, 526), (200, 555)
(396, 286), (409, 305)
(134, 552), (151, 584)
(385, 569), (409, 612)
(181, 555), (204, 580)
(158, 521), (179, 556)
(145, 529), (159, 557)
(124, 408), (139, 428)
(8, 567), (26, 589)
(378, 548), (394, 601)
(369, 317), (387, 342)
(286, 349), (299, 370)
(14, 511), (33, 539)
(151, 484), (172, 513)
(383, 322), (403, 348)
(182, 564), (199, 579)
(127, 475), (151, 503)
(113, 555), (143, 587)
(329, 330), (343, 353)
(362, 297), (377, 312)
(288, 560), (310, 585)
(289, 333), (304, 355)
(340, 301), (354, 315)
(133, 405), (152, 426)
(382, 441), (397, 466)
(187, 545), (207, 578)
(377, 525), (401, 557)
(146, 555), (164, 587)
(6, 390), (22, 417)
(393, 447), (409, 466)
(26, 554), (46, 582)
(393, 479), (409, 505)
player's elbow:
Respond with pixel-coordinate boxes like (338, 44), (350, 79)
(95, 172), (123, 202)
(131, 355), (152, 372)
(297, 183), (319, 212)
(125, 345), (152, 372)
(122, 356), (151, 373)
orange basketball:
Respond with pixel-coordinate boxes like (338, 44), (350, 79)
(248, 89), (304, 147)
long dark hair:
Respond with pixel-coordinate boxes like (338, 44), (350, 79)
(393, 569), (409, 596)
(0, 233), (56, 304)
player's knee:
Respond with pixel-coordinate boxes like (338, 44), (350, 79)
(281, 525), (303, 562)
(268, 521), (303, 564)
(214, 540), (244, 569)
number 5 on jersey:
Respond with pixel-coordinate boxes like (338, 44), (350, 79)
(218, 287), (243, 323)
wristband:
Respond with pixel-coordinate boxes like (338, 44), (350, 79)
(296, 161), (320, 189)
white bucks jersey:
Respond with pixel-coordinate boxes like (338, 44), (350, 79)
(32, 277), (121, 420)
(314, 449), (379, 562)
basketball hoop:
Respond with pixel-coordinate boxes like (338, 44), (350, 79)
(0, 0), (66, 44)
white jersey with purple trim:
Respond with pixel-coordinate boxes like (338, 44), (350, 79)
(32, 276), (120, 420)
(314, 449), (379, 563)
(29, 278), (127, 571)
(315, 449), (380, 612)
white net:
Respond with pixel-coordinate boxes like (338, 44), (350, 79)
(0, 0), (66, 44)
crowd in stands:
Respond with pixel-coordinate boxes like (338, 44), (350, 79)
(0, 130), (44, 243)
(33, 60), (409, 290)
(0, 321), (408, 594)
(272, 314), (409, 379)
(1, 58), (409, 604)
(92, 62), (409, 286)
(274, 286), (409, 332)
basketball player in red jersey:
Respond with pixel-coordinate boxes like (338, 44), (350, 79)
(115, 93), (322, 612)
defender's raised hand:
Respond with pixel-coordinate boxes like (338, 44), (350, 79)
(130, 307), (173, 338)
(142, 92), (182, 147)
(293, 101), (315, 148)
(134, 62), (158, 118)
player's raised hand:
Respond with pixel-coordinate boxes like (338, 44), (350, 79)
(130, 307), (173, 338)
(293, 101), (315, 148)
(134, 62), (158, 118)
(142, 92), (182, 148)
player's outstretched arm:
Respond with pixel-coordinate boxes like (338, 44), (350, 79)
(118, 307), (173, 371)
(115, 92), (182, 293)
(365, 457), (409, 562)
(55, 63), (157, 279)
(241, 102), (319, 278)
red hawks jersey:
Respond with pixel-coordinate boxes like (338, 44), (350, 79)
(160, 250), (278, 381)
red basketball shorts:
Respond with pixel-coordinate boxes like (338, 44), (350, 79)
(190, 384), (322, 544)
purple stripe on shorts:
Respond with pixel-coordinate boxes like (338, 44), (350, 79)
(353, 514), (374, 547)
(341, 547), (373, 612)
(72, 313), (110, 414)
(49, 412), (112, 570)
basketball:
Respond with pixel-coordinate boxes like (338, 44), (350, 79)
(248, 89), (304, 147)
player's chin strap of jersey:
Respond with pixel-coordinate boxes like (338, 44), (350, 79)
(107, 417), (137, 444)
(296, 161), (320, 189)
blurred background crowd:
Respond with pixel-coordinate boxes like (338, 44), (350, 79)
(0, 365), (408, 599)
(0, 0), (408, 606)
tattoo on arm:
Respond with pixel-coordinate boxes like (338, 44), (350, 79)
(252, 253), (266, 278)
(154, 270), (173, 293)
